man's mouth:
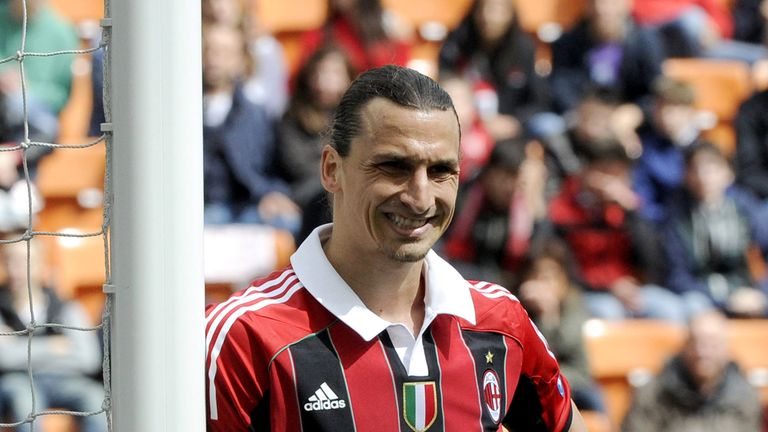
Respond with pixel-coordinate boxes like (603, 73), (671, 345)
(386, 213), (431, 230)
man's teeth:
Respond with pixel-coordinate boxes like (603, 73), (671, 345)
(388, 214), (429, 229)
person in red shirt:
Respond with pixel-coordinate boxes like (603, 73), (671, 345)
(206, 65), (587, 431)
(632, 0), (768, 62)
(300, 0), (412, 74)
(549, 142), (688, 322)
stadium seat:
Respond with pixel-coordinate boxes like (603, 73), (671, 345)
(46, 231), (105, 307)
(662, 58), (754, 156)
(581, 410), (612, 432)
(48, 0), (104, 25)
(515, 0), (587, 40)
(381, 0), (472, 32)
(252, 0), (328, 34)
(582, 319), (687, 428)
(35, 139), (105, 232)
(727, 319), (768, 407)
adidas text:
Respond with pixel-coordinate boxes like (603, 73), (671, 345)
(304, 399), (347, 411)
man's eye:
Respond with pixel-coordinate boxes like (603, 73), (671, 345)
(378, 161), (409, 173)
(429, 165), (458, 179)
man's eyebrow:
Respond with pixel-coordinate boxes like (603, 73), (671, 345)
(370, 153), (459, 168)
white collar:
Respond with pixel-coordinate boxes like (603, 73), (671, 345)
(290, 224), (476, 341)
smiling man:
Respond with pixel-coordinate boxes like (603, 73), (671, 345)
(205, 65), (586, 431)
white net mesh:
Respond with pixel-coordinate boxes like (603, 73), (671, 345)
(0, 0), (112, 430)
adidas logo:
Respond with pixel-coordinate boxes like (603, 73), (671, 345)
(303, 382), (347, 412)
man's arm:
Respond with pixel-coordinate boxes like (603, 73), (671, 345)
(567, 401), (587, 432)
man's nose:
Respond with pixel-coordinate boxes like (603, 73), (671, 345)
(401, 167), (433, 214)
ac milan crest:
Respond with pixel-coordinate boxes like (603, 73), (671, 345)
(482, 369), (502, 423)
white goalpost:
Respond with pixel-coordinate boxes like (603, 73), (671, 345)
(108, 0), (206, 429)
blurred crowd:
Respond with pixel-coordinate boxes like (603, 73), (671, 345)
(1, 0), (768, 430)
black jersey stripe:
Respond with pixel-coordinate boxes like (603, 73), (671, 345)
(460, 330), (508, 431)
(289, 328), (356, 431)
(380, 331), (445, 431)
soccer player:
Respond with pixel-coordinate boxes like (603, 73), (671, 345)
(206, 65), (587, 431)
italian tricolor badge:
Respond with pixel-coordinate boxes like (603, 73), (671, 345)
(403, 381), (438, 431)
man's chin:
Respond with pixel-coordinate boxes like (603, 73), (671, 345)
(381, 244), (430, 263)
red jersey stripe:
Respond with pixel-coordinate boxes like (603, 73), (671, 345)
(327, 324), (401, 432)
(433, 317), (484, 432)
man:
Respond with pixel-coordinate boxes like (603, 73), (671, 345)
(622, 310), (762, 432)
(206, 66), (586, 431)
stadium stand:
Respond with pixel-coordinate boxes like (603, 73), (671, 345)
(583, 319), (687, 428)
(251, 0), (328, 75)
(662, 58), (754, 156)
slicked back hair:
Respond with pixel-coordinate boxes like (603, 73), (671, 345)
(329, 65), (459, 157)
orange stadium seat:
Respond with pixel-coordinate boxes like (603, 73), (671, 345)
(45, 231), (106, 324)
(251, 0), (328, 75)
(582, 319), (687, 429)
(382, 0), (472, 30)
(252, 0), (328, 34)
(727, 319), (768, 407)
(515, 0), (587, 38)
(48, 0), (104, 24)
(36, 140), (105, 232)
(662, 58), (754, 156)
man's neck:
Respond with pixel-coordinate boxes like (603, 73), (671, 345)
(323, 239), (427, 336)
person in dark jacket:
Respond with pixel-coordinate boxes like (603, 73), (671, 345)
(442, 137), (549, 285)
(632, 77), (702, 225)
(514, 240), (606, 413)
(622, 310), (762, 432)
(275, 44), (355, 243)
(439, 0), (553, 142)
(202, 23), (299, 233)
(734, 88), (768, 201)
(550, 0), (664, 114)
(664, 142), (768, 317)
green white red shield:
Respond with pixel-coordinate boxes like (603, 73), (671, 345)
(403, 381), (437, 431)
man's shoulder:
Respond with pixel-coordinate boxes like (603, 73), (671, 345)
(205, 267), (333, 346)
(461, 280), (529, 338)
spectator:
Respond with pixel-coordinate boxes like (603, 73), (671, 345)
(0, 0), (76, 166)
(300, 0), (412, 74)
(275, 44), (355, 242)
(202, 0), (288, 119)
(550, 87), (643, 174)
(551, 0), (664, 114)
(633, 0), (768, 62)
(514, 240), (606, 413)
(442, 137), (549, 284)
(632, 78), (702, 224)
(622, 310), (762, 432)
(439, 74), (495, 183)
(733, 0), (768, 45)
(734, 88), (768, 201)
(549, 142), (687, 322)
(0, 239), (105, 432)
(664, 142), (768, 317)
(202, 23), (300, 232)
(439, 0), (552, 142)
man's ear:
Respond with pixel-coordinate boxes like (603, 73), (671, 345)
(320, 145), (342, 193)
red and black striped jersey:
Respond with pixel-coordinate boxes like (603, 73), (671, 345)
(206, 225), (573, 432)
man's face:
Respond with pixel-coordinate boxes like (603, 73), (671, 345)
(202, 26), (246, 89)
(322, 98), (460, 263)
(685, 151), (733, 204)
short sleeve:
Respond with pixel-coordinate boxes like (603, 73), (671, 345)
(503, 305), (573, 431)
(206, 315), (267, 431)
